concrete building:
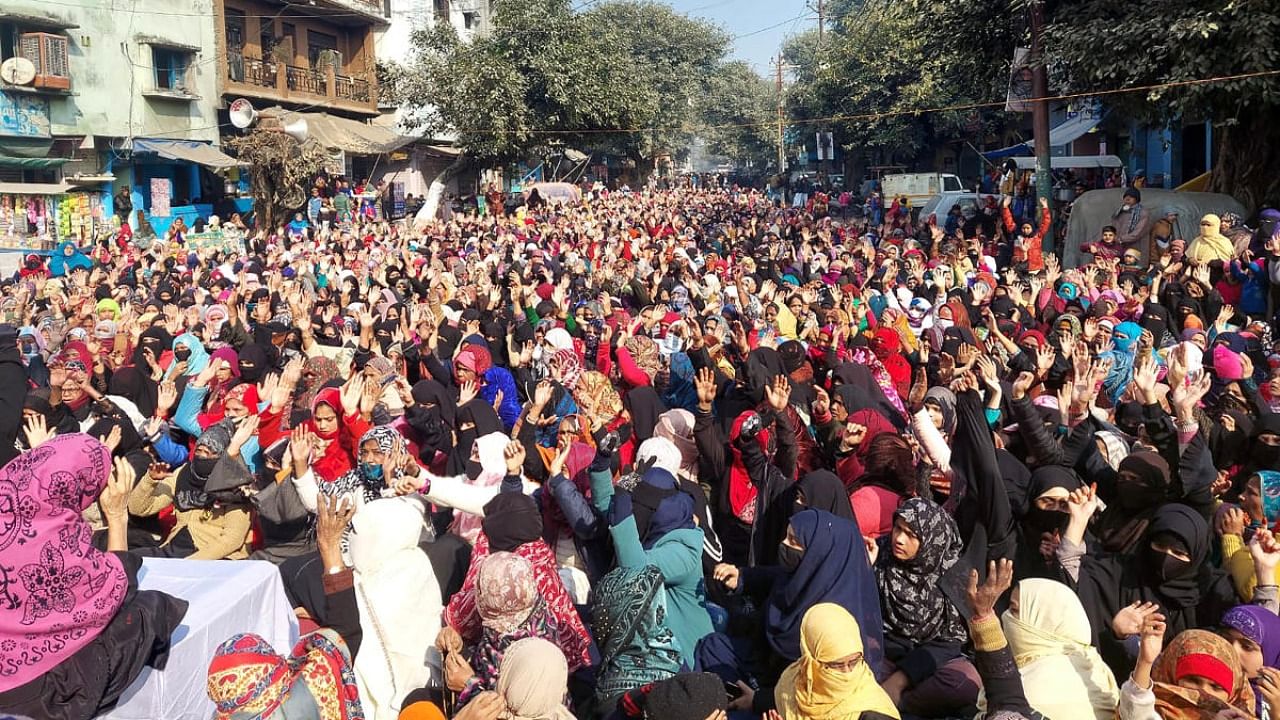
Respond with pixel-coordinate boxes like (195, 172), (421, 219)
(0, 0), (232, 245)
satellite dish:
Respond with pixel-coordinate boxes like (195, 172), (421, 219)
(229, 98), (257, 129)
(0, 57), (36, 86)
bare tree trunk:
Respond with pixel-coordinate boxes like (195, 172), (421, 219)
(1209, 108), (1280, 214)
(416, 156), (469, 228)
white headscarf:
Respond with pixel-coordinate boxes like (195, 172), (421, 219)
(984, 578), (1119, 720)
(496, 638), (575, 720)
(350, 497), (442, 720)
(636, 436), (682, 478)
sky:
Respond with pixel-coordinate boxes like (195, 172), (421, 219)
(661, 0), (814, 77)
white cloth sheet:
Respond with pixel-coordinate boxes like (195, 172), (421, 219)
(99, 558), (298, 720)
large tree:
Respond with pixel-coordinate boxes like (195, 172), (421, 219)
(1043, 0), (1280, 210)
(694, 60), (776, 168)
(381, 0), (734, 168)
(781, 0), (1020, 167)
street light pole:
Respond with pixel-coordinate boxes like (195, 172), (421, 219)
(1029, 0), (1054, 248)
(774, 55), (786, 174)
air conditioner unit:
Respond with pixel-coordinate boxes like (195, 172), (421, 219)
(18, 32), (71, 90)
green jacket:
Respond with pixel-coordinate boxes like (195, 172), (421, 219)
(591, 468), (713, 667)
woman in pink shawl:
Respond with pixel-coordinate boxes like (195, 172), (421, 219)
(0, 434), (187, 719)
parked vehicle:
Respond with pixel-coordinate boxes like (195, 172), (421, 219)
(882, 172), (965, 206)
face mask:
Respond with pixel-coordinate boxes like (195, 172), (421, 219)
(1156, 551), (1193, 582)
(174, 346), (192, 361)
(1255, 443), (1280, 469)
(465, 459), (485, 481)
(360, 461), (384, 481)
(1117, 479), (1164, 509)
(191, 456), (218, 477)
(1023, 506), (1069, 534)
(777, 543), (804, 572)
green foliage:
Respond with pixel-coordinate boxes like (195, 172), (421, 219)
(1043, 0), (1280, 124)
(1042, 0), (1280, 207)
(782, 0), (1021, 164)
(695, 60), (776, 166)
(381, 0), (743, 163)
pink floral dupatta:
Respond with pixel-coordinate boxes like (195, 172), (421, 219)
(0, 434), (128, 692)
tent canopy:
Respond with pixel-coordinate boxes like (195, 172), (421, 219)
(132, 139), (245, 169)
(282, 110), (413, 155)
(984, 112), (1104, 159)
(1063, 188), (1248, 268)
(1012, 155), (1123, 170)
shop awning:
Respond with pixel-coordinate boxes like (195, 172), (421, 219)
(0, 154), (68, 169)
(1012, 154), (1123, 170)
(983, 112), (1105, 160)
(132, 138), (246, 169)
(0, 181), (74, 194)
(279, 110), (413, 154)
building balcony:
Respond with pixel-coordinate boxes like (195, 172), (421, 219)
(225, 50), (376, 115)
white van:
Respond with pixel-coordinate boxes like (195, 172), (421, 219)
(882, 173), (966, 207)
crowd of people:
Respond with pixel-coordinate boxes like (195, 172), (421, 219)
(2, 180), (1280, 720)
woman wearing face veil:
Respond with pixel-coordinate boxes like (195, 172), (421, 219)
(1093, 452), (1173, 555)
(699, 509), (884, 716)
(1060, 502), (1239, 679)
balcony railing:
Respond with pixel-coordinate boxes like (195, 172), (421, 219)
(226, 49), (375, 108)
(334, 76), (371, 103)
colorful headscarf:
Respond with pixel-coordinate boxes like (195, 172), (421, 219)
(0, 434), (129, 692)
(591, 565), (683, 709)
(207, 629), (364, 720)
(549, 347), (583, 390)
(1151, 629), (1254, 719)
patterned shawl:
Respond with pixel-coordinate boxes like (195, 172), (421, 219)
(0, 434), (128, 692)
(590, 565), (683, 709)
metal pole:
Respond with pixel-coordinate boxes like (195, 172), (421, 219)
(1029, 0), (1054, 249)
(817, 0), (824, 41)
(775, 55), (785, 174)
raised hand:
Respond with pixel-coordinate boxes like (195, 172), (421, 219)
(458, 379), (479, 407)
(23, 413), (52, 449)
(99, 456), (136, 524)
(504, 440), (527, 476)
(546, 438), (571, 477)
(1112, 600), (1162, 639)
(1171, 371), (1212, 421)
(532, 379), (554, 409)
(764, 375), (791, 412)
(228, 415), (260, 458)
(340, 375), (366, 416)
(289, 426), (315, 476)
(695, 366), (717, 410)
(100, 424), (122, 453)
(1011, 370), (1036, 401)
(966, 558), (1014, 620)
(315, 493), (355, 557)
(975, 354), (1000, 389)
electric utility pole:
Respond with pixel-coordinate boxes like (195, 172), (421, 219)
(1029, 0), (1054, 248)
(774, 54), (786, 174)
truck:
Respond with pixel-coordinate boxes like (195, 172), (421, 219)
(881, 172), (966, 208)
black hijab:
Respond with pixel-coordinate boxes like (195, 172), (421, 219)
(624, 386), (667, 444)
(481, 492), (543, 551)
(237, 343), (271, 383)
(447, 398), (503, 476)
(109, 365), (158, 418)
(793, 470), (855, 521)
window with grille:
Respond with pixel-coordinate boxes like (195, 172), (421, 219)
(17, 32), (70, 89)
